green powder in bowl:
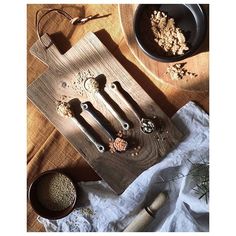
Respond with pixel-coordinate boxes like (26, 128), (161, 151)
(36, 172), (76, 211)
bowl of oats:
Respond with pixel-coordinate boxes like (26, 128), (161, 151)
(133, 4), (206, 62)
(28, 170), (77, 219)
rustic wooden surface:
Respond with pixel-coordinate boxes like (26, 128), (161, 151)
(119, 4), (209, 92)
(28, 31), (183, 193)
(27, 4), (209, 232)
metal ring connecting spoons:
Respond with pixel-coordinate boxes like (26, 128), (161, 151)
(56, 101), (105, 153)
(110, 82), (156, 134)
(81, 102), (128, 152)
(83, 77), (130, 130)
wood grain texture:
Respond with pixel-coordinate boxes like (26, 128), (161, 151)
(119, 4), (209, 92)
(27, 33), (183, 194)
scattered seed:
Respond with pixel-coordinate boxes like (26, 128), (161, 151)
(72, 69), (95, 96)
(80, 207), (94, 217)
(150, 10), (189, 56)
(60, 95), (67, 101)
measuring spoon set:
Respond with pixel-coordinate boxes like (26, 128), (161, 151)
(57, 77), (158, 153)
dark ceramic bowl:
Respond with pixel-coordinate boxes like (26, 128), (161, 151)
(28, 170), (77, 220)
(133, 4), (207, 62)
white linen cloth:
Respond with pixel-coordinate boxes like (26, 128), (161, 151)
(38, 101), (209, 232)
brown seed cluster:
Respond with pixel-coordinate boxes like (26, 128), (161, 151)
(109, 130), (128, 153)
(130, 145), (142, 157)
(166, 63), (198, 80)
(150, 11), (189, 55)
(114, 137), (128, 151)
(36, 173), (76, 211)
(109, 137), (128, 153)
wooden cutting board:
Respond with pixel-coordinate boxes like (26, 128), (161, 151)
(119, 4), (209, 92)
(27, 32), (183, 194)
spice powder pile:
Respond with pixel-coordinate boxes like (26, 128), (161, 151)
(84, 78), (99, 93)
(36, 173), (76, 211)
(150, 10), (189, 55)
(72, 70), (95, 96)
(56, 101), (74, 118)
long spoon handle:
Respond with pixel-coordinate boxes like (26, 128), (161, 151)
(71, 117), (105, 153)
(110, 82), (142, 121)
(96, 92), (130, 130)
(81, 102), (116, 140)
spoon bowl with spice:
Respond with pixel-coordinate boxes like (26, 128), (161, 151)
(110, 82), (157, 134)
(81, 101), (128, 153)
(56, 100), (105, 153)
(83, 77), (131, 130)
(28, 170), (77, 220)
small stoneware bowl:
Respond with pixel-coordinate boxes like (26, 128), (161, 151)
(28, 169), (77, 220)
(133, 4), (207, 62)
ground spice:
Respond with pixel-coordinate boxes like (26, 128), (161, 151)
(84, 77), (99, 93)
(56, 101), (74, 118)
(36, 173), (76, 211)
(72, 70), (95, 96)
(150, 10), (189, 55)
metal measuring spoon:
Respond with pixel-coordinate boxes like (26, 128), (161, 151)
(81, 102), (128, 152)
(83, 77), (130, 130)
(56, 101), (105, 153)
(110, 82), (156, 134)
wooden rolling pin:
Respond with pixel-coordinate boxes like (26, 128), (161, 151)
(124, 192), (167, 232)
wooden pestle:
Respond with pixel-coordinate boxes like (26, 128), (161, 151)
(124, 192), (167, 232)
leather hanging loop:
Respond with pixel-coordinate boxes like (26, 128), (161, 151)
(35, 8), (93, 49)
